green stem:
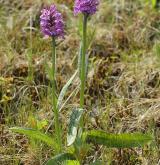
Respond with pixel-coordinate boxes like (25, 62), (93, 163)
(80, 14), (88, 108)
(51, 37), (62, 153)
(79, 14), (88, 130)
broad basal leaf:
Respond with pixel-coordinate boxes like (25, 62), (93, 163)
(10, 127), (58, 149)
(84, 130), (152, 148)
(45, 153), (76, 165)
(67, 108), (84, 146)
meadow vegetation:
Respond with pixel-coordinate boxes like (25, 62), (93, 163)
(0, 0), (160, 164)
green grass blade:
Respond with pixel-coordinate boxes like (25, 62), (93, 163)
(67, 108), (84, 146)
(45, 62), (53, 82)
(57, 70), (78, 109)
(10, 127), (58, 149)
(152, 0), (156, 7)
(45, 153), (76, 165)
(152, 0), (160, 8)
(89, 160), (102, 165)
(84, 130), (152, 148)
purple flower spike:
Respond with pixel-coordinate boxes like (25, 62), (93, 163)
(40, 5), (64, 38)
(74, 0), (99, 15)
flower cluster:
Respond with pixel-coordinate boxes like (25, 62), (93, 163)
(40, 5), (64, 38)
(40, 1), (99, 38)
(74, 0), (99, 15)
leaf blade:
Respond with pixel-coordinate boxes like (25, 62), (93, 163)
(63, 160), (80, 165)
(10, 127), (58, 149)
(45, 153), (76, 165)
(84, 130), (152, 148)
(67, 108), (84, 146)
(57, 70), (78, 110)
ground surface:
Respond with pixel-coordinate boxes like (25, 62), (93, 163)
(0, 0), (160, 164)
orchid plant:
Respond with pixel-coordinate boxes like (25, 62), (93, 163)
(40, 4), (64, 153)
(10, 1), (153, 164)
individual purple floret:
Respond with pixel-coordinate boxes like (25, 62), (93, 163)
(74, 0), (99, 15)
(40, 5), (64, 38)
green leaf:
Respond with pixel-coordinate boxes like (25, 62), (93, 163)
(10, 127), (58, 149)
(37, 120), (48, 131)
(67, 108), (84, 146)
(84, 130), (152, 148)
(57, 70), (78, 109)
(45, 153), (76, 165)
(63, 160), (80, 165)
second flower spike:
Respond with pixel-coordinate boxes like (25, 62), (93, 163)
(74, 0), (99, 15)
